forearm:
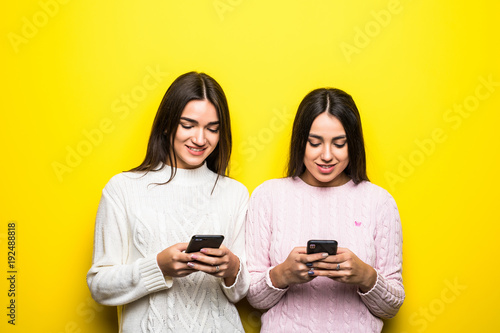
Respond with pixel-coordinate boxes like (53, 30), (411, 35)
(269, 263), (289, 289)
(360, 192), (405, 318)
(87, 253), (170, 306)
(247, 267), (288, 309)
(358, 263), (377, 293)
(358, 271), (405, 319)
(223, 253), (240, 287)
(220, 256), (249, 303)
(220, 192), (250, 303)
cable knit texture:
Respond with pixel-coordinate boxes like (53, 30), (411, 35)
(246, 177), (404, 332)
(87, 163), (249, 333)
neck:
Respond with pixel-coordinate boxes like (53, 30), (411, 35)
(299, 171), (350, 187)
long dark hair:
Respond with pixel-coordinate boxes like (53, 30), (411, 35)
(287, 88), (368, 184)
(130, 71), (232, 186)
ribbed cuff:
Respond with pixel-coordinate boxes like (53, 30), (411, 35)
(358, 271), (403, 318)
(140, 255), (172, 292)
(247, 267), (288, 309)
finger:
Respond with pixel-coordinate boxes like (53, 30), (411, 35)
(303, 252), (329, 263)
(175, 242), (189, 252)
(315, 254), (342, 263)
(305, 268), (323, 280)
(171, 264), (197, 277)
(335, 247), (350, 255)
(176, 251), (197, 263)
(293, 246), (308, 254)
(188, 261), (224, 276)
(167, 250), (194, 263)
(309, 269), (342, 278)
(211, 264), (222, 275)
(313, 261), (344, 271)
(187, 261), (203, 270)
(178, 268), (197, 276)
(190, 253), (224, 266)
(320, 251), (349, 263)
(200, 247), (225, 257)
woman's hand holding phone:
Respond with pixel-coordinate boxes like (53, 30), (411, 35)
(308, 247), (377, 292)
(186, 245), (240, 286)
(156, 235), (239, 285)
(269, 247), (330, 289)
(156, 243), (197, 277)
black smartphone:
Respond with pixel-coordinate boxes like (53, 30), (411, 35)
(307, 240), (338, 255)
(185, 235), (224, 253)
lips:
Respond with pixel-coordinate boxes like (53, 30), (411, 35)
(186, 145), (207, 156)
(316, 163), (335, 174)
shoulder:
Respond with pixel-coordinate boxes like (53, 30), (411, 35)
(107, 170), (147, 185)
(250, 177), (295, 199)
(102, 170), (149, 194)
(216, 176), (249, 198)
(355, 181), (391, 196)
(353, 181), (398, 208)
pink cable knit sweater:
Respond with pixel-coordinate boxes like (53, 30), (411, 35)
(246, 177), (404, 332)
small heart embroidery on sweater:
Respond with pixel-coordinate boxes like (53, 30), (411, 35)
(355, 221), (362, 227)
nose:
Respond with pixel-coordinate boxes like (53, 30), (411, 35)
(191, 128), (206, 146)
(321, 145), (333, 162)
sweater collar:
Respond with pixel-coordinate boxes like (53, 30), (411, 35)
(154, 162), (216, 186)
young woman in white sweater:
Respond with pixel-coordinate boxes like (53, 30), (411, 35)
(246, 88), (405, 332)
(87, 72), (249, 333)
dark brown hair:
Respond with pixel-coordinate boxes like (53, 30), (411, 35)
(130, 71), (232, 186)
(287, 88), (368, 184)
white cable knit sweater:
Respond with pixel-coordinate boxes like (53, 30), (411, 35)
(87, 163), (249, 333)
(246, 177), (405, 332)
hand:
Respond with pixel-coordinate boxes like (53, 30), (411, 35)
(156, 243), (196, 277)
(185, 245), (240, 286)
(308, 247), (377, 292)
(269, 247), (329, 289)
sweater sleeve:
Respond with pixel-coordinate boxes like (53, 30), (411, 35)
(220, 185), (250, 303)
(86, 185), (171, 306)
(358, 193), (405, 318)
(245, 184), (288, 309)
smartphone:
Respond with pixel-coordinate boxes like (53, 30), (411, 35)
(185, 235), (224, 253)
(307, 240), (338, 255)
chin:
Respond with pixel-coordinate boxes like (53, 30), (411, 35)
(316, 174), (337, 182)
(177, 156), (204, 169)
(188, 159), (205, 168)
(316, 174), (343, 186)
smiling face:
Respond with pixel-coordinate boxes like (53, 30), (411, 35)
(300, 112), (350, 187)
(172, 99), (220, 169)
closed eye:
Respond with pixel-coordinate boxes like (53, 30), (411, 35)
(308, 140), (320, 147)
(334, 142), (346, 148)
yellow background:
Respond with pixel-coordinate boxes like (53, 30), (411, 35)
(2, 1), (499, 332)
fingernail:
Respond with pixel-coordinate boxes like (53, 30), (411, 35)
(187, 262), (194, 268)
(305, 262), (312, 267)
(191, 254), (198, 260)
(308, 270), (314, 276)
(322, 253), (329, 257)
(200, 249), (207, 253)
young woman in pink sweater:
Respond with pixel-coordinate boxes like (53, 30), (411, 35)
(246, 88), (405, 332)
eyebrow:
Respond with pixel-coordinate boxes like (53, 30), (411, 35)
(180, 117), (220, 126)
(309, 134), (346, 140)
